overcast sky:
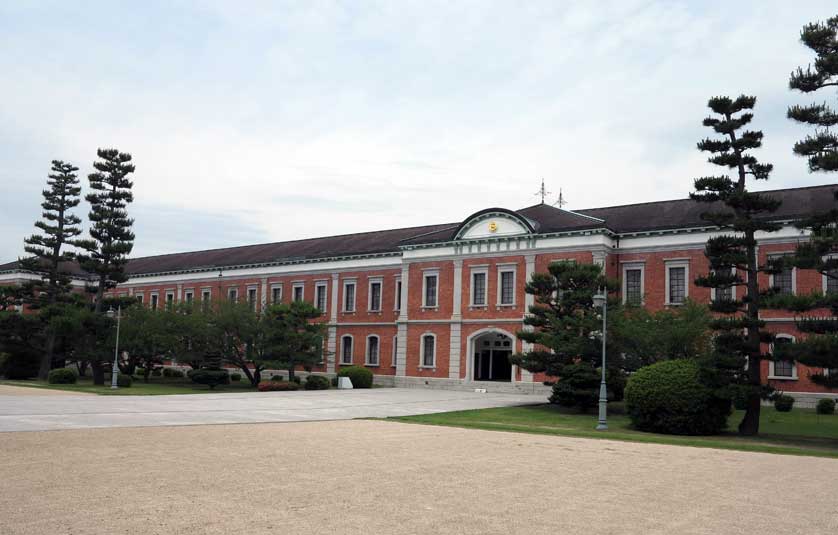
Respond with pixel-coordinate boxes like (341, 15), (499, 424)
(1, 1), (836, 262)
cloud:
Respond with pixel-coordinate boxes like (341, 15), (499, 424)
(1, 0), (836, 262)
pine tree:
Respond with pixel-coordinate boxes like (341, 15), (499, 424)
(691, 95), (780, 436)
(77, 148), (136, 384)
(788, 15), (838, 172)
(19, 160), (84, 380)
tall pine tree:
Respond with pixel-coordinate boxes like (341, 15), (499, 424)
(19, 160), (84, 379)
(77, 148), (136, 385)
(691, 95), (780, 436)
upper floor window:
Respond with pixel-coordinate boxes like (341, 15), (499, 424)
(392, 335), (398, 367)
(366, 335), (380, 366)
(136, 294), (144, 306)
(271, 285), (282, 304)
(341, 335), (353, 365)
(471, 270), (487, 306)
(247, 287), (258, 311)
(151, 293), (159, 310)
(228, 288), (238, 303)
(665, 260), (689, 305)
(712, 268), (735, 303)
(292, 284), (304, 302)
(421, 334), (436, 367)
(395, 278), (402, 311)
(769, 335), (797, 379)
(369, 279), (382, 311)
(165, 292), (175, 310)
(343, 281), (356, 312)
(184, 290), (194, 305)
(769, 254), (795, 295)
(623, 266), (643, 305)
(498, 268), (515, 306)
(423, 272), (438, 308)
(825, 270), (838, 294)
(201, 289), (211, 303)
(315, 282), (327, 312)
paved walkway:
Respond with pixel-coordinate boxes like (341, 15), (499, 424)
(1, 420), (836, 535)
(0, 387), (542, 432)
(0, 384), (95, 396)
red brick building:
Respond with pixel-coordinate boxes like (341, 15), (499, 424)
(2, 184), (837, 400)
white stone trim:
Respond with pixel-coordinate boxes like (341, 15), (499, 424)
(768, 334), (798, 380)
(270, 283), (283, 305)
(664, 259), (689, 306)
(342, 279), (356, 312)
(292, 282), (305, 302)
(465, 327), (518, 383)
(496, 266), (516, 306)
(422, 271), (440, 308)
(367, 277), (383, 312)
(340, 334), (354, 365)
(365, 334), (380, 366)
(315, 281), (328, 312)
(621, 262), (645, 305)
(419, 332), (437, 369)
(469, 266), (489, 307)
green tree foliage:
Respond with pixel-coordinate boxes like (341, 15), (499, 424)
(610, 300), (714, 369)
(119, 305), (179, 382)
(788, 15), (838, 172)
(690, 95), (780, 436)
(259, 301), (328, 382)
(18, 160), (85, 379)
(511, 261), (620, 408)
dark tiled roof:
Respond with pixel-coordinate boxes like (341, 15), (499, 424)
(0, 259), (90, 278)
(2, 184), (835, 277)
(575, 184), (838, 233)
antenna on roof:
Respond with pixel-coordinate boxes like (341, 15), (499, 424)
(534, 179), (551, 204)
(554, 188), (567, 209)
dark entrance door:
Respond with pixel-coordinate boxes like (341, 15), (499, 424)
(473, 349), (512, 381)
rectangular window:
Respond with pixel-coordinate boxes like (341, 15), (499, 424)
(315, 283), (327, 312)
(271, 285), (282, 304)
(471, 271), (487, 306)
(499, 270), (515, 305)
(228, 288), (238, 303)
(774, 360), (794, 377)
(136, 294), (144, 306)
(827, 271), (838, 294)
(165, 292), (174, 310)
(184, 290), (194, 305)
(770, 254), (794, 295)
(344, 282), (356, 312)
(395, 279), (402, 311)
(623, 268), (642, 304)
(667, 266), (687, 305)
(423, 274), (438, 308)
(293, 284), (304, 302)
(151, 294), (159, 310)
(366, 337), (379, 366)
(392, 336), (398, 367)
(714, 269), (734, 302)
(369, 280), (382, 311)
(201, 290), (211, 303)
(341, 336), (353, 364)
(248, 288), (258, 311)
(422, 335), (435, 367)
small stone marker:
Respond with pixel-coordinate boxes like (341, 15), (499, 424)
(474, 388), (487, 393)
(338, 377), (353, 389)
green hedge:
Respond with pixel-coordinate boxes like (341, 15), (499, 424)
(258, 381), (300, 392)
(624, 359), (731, 435)
(48, 368), (78, 384)
(117, 374), (132, 387)
(190, 368), (230, 390)
(774, 394), (794, 412)
(816, 398), (836, 415)
(337, 366), (373, 388)
(304, 375), (330, 390)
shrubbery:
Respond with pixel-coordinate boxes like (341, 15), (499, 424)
(229, 372), (242, 382)
(625, 359), (731, 435)
(549, 364), (600, 410)
(48, 368), (77, 384)
(0, 351), (39, 379)
(774, 394), (795, 412)
(304, 375), (330, 390)
(163, 367), (185, 378)
(117, 374), (132, 387)
(190, 368), (230, 390)
(816, 398), (836, 415)
(257, 380), (300, 392)
(337, 366), (373, 388)
(134, 367), (146, 377)
(270, 375), (284, 382)
(151, 367), (162, 377)
(290, 375), (301, 385)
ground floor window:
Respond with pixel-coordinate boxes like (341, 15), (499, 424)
(366, 336), (380, 366)
(422, 334), (436, 367)
(341, 336), (353, 364)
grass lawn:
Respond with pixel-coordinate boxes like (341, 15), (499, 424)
(391, 404), (838, 458)
(0, 377), (258, 395)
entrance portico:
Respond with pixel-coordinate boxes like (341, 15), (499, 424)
(466, 328), (517, 382)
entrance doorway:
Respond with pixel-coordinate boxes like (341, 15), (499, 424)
(472, 331), (513, 382)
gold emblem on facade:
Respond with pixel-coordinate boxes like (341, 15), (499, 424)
(488, 221), (498, 232)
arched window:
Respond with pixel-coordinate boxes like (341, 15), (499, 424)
(421, 334), (436, 368)
(340, 335), (353, 365)
(366, 335), (380, 366)
(769, 334), (797, 379)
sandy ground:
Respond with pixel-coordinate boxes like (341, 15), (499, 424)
(0, 420), (836, 535)
(0, 384), (94, 396)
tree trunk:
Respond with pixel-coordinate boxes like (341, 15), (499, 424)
(91, 361), (105, 385)
(76, 361), (88, 377)
(288, 367), (296, 382)
(253, 367), (262, 385)
(239, 364), (256, 387)
(739, 232), (762, 436)
(37, 331), (57, 380)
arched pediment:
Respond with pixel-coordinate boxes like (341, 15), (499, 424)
(453, 208), (537, 240)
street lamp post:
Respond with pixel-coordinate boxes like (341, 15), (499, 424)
(107, 306), (122, 389)
(592, 290), (608, 430)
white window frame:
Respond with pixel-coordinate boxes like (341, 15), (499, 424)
(165, 291), (175, 309)
(621, 262), (645, 305)
(227, 288), (238, 303)
(247, 286), (258, 311)
(270, 284), (283, 304)
(497, 265), (517, 306)
(340, 335), (354, 365)
(365, 335), (380, 366)
(183, 289), (194, 305)
(821, 255), (838, 294)
(150, 293), (159, 310)
(201, 288), (211, 303)
(315, 281), (328, 312)
(664, 260), (690, 306)
(368, 278), (383, 312)
(392, 335), (398, 367)
(768, 253), (796, 296)
(470, 266), (489, 307)
(394, 277), (402, 311)
(422, 270), (439, 309)
(768, 334), (798, 380)
(292, 282), (305, 303)
(343, 279), (357, 312)
(419, 333), (437, 368)
(710, 267), (737, 303)
(135, 293), (144, 306)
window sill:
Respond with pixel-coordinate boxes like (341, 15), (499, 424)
(665, 302), (685, 307)
(418, 365), (436, 370)
(339, 362), (354, 366)
(768, 375), (798, 381)
(342, 310), (356, 315)
(495, 304), (516, 309)
(367, 310), (382, 314)
(469, 305), (488, 310)
(421, 306), (439, 311)
(364, 363), (380, 368)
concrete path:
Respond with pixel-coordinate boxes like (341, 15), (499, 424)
(0, 387), (542, 432)
(0, 384), (95, 396)
(1, 420), (836, 535)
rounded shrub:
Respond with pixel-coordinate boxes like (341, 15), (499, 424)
(549, 364), (600, 410)
(229, 372), (242, 382)
(816, 398), (836, 415)
(48, 367), (77, 385)
(117, 374), (132, 387)
(624, 359), (731, 435)
(134, 367), (146, 377)
(337, 366), (373, 389)
(163, 368), (185, 378)
(304, 375), (330, 390)
(190, 368), (230, 390)
(257, 380), (300, 392)
(289, 375), (301, 385)
(270, 374), (284, 382)
(151, 367), (162, 377)
(774, 394), (795, 412)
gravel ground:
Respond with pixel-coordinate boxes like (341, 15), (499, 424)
(0, 384), (94, 396)
(1, 420), (836, 535)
